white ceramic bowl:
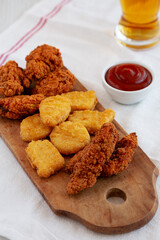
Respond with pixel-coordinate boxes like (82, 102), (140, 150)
(102, 62), (154, 105)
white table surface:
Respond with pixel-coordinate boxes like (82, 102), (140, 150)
(0, 0), (40, 33)
(0, 0), (160, 239)
(0, 2), (41, 240)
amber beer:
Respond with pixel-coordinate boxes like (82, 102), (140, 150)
(115, 0), (160, 48)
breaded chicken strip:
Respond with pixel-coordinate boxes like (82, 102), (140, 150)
(66, 133), (138, 177)
(65, 144), (88, 174)
(0, 94), (44, 119)
(101, 133), (138, 176)
(67, 123), (119, 195)
(31, 68), (75, 96)
(0, 61), (26, 97)
(25, 44), (63, 81)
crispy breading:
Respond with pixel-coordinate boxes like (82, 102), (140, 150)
(39, 95), (71, 127)
(0, 94), (44, 119)
(66, 133), (138, 179)
(0, 60), (25, 97)
(32, 68), (75, 96)
(67, 123), (119, 194)
(61, 90), (97, 111)
(65, 144), (88, 174)
(101, 133), (138, 176)
(68, 109), (115, 134)
(50, 121), (90, 155)
(20, 114), (52, 141)
(25, 44), (63, 80)
(26, 140), (64, 178)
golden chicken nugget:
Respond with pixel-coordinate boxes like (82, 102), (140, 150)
(20, 114), (52, 141)
(50, 121), (90, 155)
(61, 90), (97, 111)
(39, 95), (71, 127)
(26, 140), (64, 178)
(68, 109), (115, 134)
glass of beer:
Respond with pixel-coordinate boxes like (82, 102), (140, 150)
(115, 0), (160, 48)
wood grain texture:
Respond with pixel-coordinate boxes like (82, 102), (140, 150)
(0, 79), (159, 234)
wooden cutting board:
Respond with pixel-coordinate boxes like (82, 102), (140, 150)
(0, 79), (159, 234)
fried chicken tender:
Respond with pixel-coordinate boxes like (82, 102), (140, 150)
(61, 90), (97, 111)
(65, 144), (88, 174)
(20, 114), (52, 141)
(39, 95), (71, 127)
(101, 133), (138, 176)
(68, 109), (115, 134)
(31, 68), (75, 96)
(25, 44), (63, 80)
(0, 60), (25, 97)
(67, 123), (119, 195)
(66, 133), (138, 179)
(50, 121), (90, 155)
(0, 94), (44, 119)
(26, 140), (64, 178)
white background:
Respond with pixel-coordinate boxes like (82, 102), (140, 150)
(0, 0), (40, 33)
(0, 0), (160, 239)
(0, 2), (41, 240)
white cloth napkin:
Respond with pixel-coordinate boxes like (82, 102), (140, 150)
(0, 0), (160, 239)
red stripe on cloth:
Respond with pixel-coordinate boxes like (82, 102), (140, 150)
(0, 0), (64, 61)
(1, 19), (48, 66)
(0, 18), (44, 61)
(0, 0), (71, 66)
(44, 0), (67, 18)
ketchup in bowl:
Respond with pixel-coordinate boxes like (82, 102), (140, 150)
(105, 63), (152, 91)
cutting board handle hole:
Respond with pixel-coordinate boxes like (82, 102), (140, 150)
(106, 188), (126, 205)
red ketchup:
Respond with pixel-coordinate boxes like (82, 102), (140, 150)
(105, 63), (152, 91)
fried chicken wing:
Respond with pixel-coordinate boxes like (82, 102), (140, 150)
(0, 94), (44, 119)
(0, 60), (26, 97)
(25, 44), (63, 81)
(31, 68), (75, 96)
(101, 133), (138, 176)
(67, 123), (119, 195)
